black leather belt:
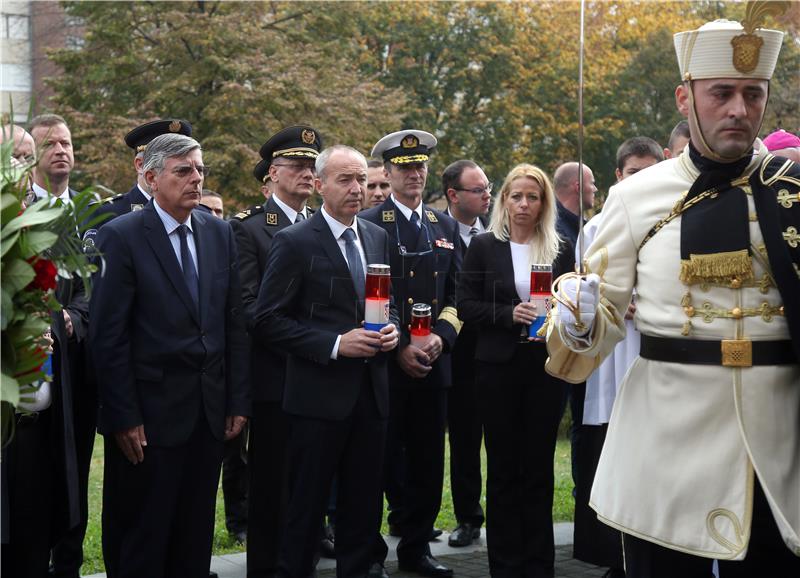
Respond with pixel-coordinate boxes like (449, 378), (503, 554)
(640, 335), (796, 367)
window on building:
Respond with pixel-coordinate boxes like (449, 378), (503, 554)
(2, 14), (30, 40)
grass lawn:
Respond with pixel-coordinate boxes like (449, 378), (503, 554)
(81, 417), (575, 575)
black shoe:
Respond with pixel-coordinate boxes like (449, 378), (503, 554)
(319, 536), (336, 559)
(429, 527), (443, 541)
(448, 522), (480, 547)
(367, 562), (390, 578)
(398, 554), (453, 578)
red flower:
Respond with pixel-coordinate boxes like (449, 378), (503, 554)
(28, 258), (58, 292)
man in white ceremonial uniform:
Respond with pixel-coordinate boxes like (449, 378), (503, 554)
(546, 8), (800, 578)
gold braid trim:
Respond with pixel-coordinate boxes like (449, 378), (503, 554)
(437, 306), (462, 335)
(679, 249), (754, 286)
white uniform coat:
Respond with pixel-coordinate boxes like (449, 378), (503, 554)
(546, 142), (800, 560)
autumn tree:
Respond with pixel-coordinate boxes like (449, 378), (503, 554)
(48, 0), (405, 206)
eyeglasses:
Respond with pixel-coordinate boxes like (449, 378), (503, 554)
(454, 182), (493, 195)
(273, 161), (317, 173)
(394, 218), (433, 257)
(171, 165), (210, 178)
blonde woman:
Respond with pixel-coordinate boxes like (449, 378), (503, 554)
(457, 164), (573, 577)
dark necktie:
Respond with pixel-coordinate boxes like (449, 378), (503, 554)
(295, 211), (305, 223)
(469, 226), (479, 237)
(341, 228), (365, 301)
(409, 211), (420, 228)
(177, 224), (200, 309)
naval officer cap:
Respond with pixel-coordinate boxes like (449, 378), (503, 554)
(371, 129), (437, 165)
(259, 125), (323, 162)
(253, 158), (270, 183)
(673, 11), (783, 82)
(125, 119), (193, 153)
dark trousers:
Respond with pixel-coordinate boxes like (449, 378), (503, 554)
(223, 424), (249, 535)
(384, 386), (447, 563)
(447, 355), (485, 528)
(248, 401), (291, 578)
(278, 375), (387, 578)
(478, 344), (566, 578)
(51, 388), (96, 578)
(101, 416), (224, 578)
(623, 479), (800, 578)
(1, 410), (55, 578)
(573, 423), (623, 569)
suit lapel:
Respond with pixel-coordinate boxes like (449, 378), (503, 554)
(143, 204), (200, 326)
(192, 211), (213, 326)
(495, 238), (517, 302)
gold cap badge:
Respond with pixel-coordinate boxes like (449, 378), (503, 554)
(301, 129), (316, 145)
(169, 120), (181, 133)
(732, 1), (789, 74)
(401, 135), (419, 149)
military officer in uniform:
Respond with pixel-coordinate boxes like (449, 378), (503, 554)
(230, 126), (321, 578)
(361, 130), (462, 578)
(547, 11), (800, 577)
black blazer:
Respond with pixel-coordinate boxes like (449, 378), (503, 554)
(229, 196), (314, 402)
(90, 201), (250, 446)
(252, 210), (398, 420)
(457, 232), (574, 364)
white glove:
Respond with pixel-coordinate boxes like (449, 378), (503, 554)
(557, 273), (600, 338)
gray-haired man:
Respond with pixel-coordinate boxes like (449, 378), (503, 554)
(90, 133), (250, 578)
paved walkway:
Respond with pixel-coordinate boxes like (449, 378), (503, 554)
(87, 523), (609, 577)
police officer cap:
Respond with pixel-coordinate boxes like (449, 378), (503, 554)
(259, 125), (322, 162)
(371, 129), (437, 165)
(125, 119), (193, 152)
(253, 158), (270, 183)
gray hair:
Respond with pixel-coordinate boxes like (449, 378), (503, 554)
(142, 133), (201, 174)
(315, 145), (366, 181)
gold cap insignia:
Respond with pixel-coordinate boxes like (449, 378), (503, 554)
(169, 120), (181, 133)
(734, 1), (790, 73)
(266, 212), (278, 226)
(382, 210), (395, 223)
(425, 210), (438, 223)
(301, 129), (316, 145)
(401, 135), (419, 149)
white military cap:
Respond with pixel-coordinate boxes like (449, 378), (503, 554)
(674, 19), (783, 81)
(371, 130), (437, 165)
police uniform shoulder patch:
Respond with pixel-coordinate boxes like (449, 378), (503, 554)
(382, 210), (395, 223)
(266, 212), (279, 226)
(425, 210), (438, 223)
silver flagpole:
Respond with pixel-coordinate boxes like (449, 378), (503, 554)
(576, 0), (586, 274)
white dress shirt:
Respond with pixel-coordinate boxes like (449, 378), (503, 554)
(273, 194), (308, 223)
(390, 194), (423, 224)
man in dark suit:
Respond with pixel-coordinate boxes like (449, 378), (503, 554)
(24, 114), (92, 578)
(361, 130), (462, 578)
(252, 145), (399, 578)
(230, 125), (322, 577)
(441, 159), (491, 547)
(90, 133), (250, 578)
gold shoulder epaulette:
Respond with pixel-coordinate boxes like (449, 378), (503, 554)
(233, 209), (252, 220)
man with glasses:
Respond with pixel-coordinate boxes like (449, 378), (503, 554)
(441, 159), (491, 548)
(361, 130), (462, 578)
(90, 132), (249, 578)
(230, 125), (322, 578)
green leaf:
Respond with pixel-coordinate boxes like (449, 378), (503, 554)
(1, 258), (35, 293)
(0, 371), (20, 406)
(1, 192), (22, 228)
(21, 230), (59, 254)
(2, 204), (65, 238)
(0, 286), (12, 331)
(0, 229), (20, 258)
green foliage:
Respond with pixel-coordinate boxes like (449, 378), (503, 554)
(0, 138), (101, 446)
